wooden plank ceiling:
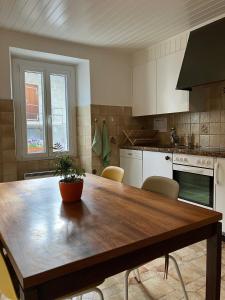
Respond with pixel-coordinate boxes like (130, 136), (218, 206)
(0, 0), (225, 51)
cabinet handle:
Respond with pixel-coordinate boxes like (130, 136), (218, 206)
(165, 156), (170, 160)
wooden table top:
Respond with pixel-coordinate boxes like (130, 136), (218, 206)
(0, 174), (222, 289)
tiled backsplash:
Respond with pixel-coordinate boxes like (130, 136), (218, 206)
(153, 110), (225, 147)
(152, 81), (225, 148)
(76, 105), (92, 173)
(0, 100), (17, 182)
(91, 105), (147, 174)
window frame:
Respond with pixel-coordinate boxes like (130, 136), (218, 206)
(12, 58), (76, 160)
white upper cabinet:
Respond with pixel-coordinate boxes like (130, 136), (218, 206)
(132, 60), (156, 116)
(132, 32), (190, 117)
(156, 50), (189, 114)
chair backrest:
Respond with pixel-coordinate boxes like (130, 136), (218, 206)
(142, 176), (179, 200)
(0, 251), (17, 300)
(101, 166), (124, 183)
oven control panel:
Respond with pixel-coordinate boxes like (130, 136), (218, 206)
(173, 153), (214, 169)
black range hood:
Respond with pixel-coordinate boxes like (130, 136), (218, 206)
(177, 17), (225, 91)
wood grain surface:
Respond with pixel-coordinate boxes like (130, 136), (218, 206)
(0, 174), (222, 290)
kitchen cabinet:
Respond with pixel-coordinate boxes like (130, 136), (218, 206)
(215, 158), (225, 232)
(132, 50), (189, 116)
(120, 149), (143, 188)
(143, 151), (173, 182)
(157, 50), (189, 114)
(132, 60), (156, 116)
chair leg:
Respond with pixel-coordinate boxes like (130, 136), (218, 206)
(75, 287), (103, 300)
(124, 267), (141, 300)
(134, 268), (141, 283)
(92, 287), (104, 300)
(124, 269), (130, 300)
(169, 255), (189, 300)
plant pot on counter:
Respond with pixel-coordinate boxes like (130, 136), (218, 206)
(59, 180), (84, 202)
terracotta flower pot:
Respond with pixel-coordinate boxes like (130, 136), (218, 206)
(59, 180), (84, 203)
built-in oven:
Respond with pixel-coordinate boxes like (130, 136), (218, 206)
(173, 154), (214, 208)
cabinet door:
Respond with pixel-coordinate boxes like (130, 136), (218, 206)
(143, 151), (173, 182)
(215, 158), (225, 232)
(132, 60), (156, 116)
(157, 50), (189, 114)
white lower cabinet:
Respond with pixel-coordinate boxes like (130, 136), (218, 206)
(143, 151), (173, 182)
(215, 158), (225, 232)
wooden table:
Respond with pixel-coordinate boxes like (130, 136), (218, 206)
(0, 174), (222, 300)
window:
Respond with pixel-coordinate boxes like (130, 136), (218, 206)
(12, 59), (76, 159)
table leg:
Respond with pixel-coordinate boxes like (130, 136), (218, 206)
(20, 286), (39, 300)
(206, 222), (222, 300)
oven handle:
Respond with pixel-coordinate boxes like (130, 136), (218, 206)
(173, 164), (214, 176)
(215, 162), (219, 185)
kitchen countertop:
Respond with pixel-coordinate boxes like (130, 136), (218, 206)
(120, 145), (225, 158)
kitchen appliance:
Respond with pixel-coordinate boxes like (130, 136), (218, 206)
(177, 16), (225, 90)
(120, 149), (143, 188)
(173, 154), (214, 208)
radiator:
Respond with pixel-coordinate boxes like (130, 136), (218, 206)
(24, 170), (55, 180)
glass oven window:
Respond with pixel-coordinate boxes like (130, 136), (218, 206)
(173, 170), (213, 208)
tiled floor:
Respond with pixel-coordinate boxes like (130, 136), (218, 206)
(71, 241), (225, 300)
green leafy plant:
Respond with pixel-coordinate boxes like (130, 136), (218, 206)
(53, 143), (85, 183)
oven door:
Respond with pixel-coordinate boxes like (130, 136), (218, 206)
(173, 164), (214, 208)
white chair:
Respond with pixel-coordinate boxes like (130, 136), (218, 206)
(124, 176), (188, 300)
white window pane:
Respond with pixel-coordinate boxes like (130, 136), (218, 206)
(50, 74), (69, 151)
(24, 71), (46, 154)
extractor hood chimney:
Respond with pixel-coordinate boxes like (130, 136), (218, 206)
(177, 17), (225, 91)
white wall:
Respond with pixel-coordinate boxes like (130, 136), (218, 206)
(0, 28), (132, 106)
(76, 61), (91, 107)
(132, 14), (225, 66)
(132, 31), (189, 66)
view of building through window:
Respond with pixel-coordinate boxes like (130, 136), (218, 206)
(25, 71), (45, 154)
(24, 71), (69, 154)
(25, 84), (39, 121)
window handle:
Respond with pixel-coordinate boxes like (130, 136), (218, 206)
(48, 114), (52, 125)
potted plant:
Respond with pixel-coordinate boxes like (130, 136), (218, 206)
(53, 143), (85, 202)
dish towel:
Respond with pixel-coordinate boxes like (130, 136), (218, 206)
(92, 123), (102, 156)
(102, 122), (111, 167)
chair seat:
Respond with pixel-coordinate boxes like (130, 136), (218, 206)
(56, 281), (104, 299)
(0, 252), (17, 300)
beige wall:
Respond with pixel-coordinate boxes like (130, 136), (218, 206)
(0, 28), (132, 106)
